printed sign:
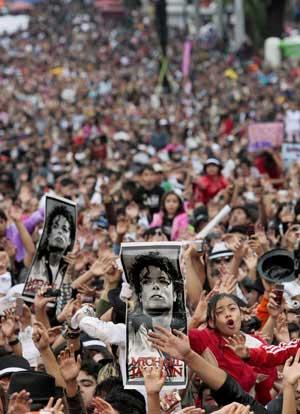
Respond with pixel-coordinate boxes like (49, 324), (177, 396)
(282, 142), (300, 167)
(23, 194), (77, 301)
(248, 122), (284, 152)
(120, 242), (187, 390)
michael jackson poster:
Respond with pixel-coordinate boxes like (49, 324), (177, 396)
(23, 194), (77, 301)
(121, 242), (187, 389)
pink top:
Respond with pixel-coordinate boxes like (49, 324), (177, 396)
(150, 211), (189, 241)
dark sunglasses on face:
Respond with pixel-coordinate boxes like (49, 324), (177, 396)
(211, 256), (233, 265)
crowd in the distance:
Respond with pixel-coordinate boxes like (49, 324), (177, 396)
(0, 0), (300, 413)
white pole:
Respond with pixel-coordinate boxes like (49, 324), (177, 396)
(196, 204), (232, 239)
(234, 0), (246, 50)
(216, 0), (224, 40)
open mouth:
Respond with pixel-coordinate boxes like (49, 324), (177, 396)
(226, 319), (235, 328)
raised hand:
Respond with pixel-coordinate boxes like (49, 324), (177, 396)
(190, 289), (219, 328)
(141, 358), (166, 394)
(32, 321), (50, 352)
(8, 205), (23, 222)
(64, 250), (77, 278)
(47, 326), (62, 345)
(224, 334), (250, 359)
(74, 251), (88, 273)
(183, 243), (205, 265)
(58, 344), (81, 383)
(160, 390), (181, 413)
(177, 407), (204, 414)
(77, 282), (96, 299)
(282, 348), (300, 386)
(1, 309), (18, 339)
(248, 235), (264, 257)
(57, 299), (76, 323)
(267, 292), (284, 319)
(92, 397), (115, 414)
(213, 402), (253, 414)
(274, 313), (290, 343)
(90, 255), (115, 277)
(42, 396), (64, 414)
(34, 287), (56, 311)
(190, 290), (209, 327)
(19, 302), (32, 329)
(243, 249), (258, 272)
(267, 228), (280, 248)
(148, 326), (191, 361)
(70, 303), (95, 329)
(7, 390), (32, 414)
(229, 237), (247, 262)
(219, 267), (237, 295)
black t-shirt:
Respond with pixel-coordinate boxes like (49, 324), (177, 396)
(137, 185), (164, 217)
(162, 216), (173, 240)
(212, 375), (267, 414)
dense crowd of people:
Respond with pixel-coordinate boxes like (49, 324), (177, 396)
(0, 0), (300, 413)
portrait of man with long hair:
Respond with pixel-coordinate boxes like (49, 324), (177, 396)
(23, 195), (76, 300)
(121, 244), (187, 389)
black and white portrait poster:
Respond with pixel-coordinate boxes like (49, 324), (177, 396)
(22, 194), (77, 301)
(120, 242), (187, 390)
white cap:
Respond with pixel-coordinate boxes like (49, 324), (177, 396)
(209, 242), (233, 261)
(205, 158), (221, 167)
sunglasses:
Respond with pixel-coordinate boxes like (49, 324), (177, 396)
(211, 256), (233, 264)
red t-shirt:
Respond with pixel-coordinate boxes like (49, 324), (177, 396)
(189, 327), (276, 404)
(194, 175), (228, 205)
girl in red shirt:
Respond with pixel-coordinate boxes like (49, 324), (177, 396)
(189, 293), (277, 405)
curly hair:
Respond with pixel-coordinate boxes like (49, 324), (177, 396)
(128, 252), (186, 333)
(128, 252), (181, 297)
(37, 205), (75, 260)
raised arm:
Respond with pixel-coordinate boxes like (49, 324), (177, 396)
(70, 304), (126, 347)
(282, 349), (300, 414)
(225, 334), (300, 368)
(183, 244), (206, 311)
(9, 206), (35, 267)
(34, 288), (56, 330)
(141, 359), (166, 414)
(32, 321), (66, 388)
(148, 327), (267, 414)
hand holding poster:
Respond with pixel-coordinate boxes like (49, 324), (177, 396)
(120, 242), (187, 390)
(248, 122), (284, 152)
(22, 194), (77, 301)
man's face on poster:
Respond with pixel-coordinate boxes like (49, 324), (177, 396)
(140, 265), (175, 314)
(48, 214), (71, 251)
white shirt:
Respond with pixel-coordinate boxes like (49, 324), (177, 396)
(79, 317), (127, 385)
